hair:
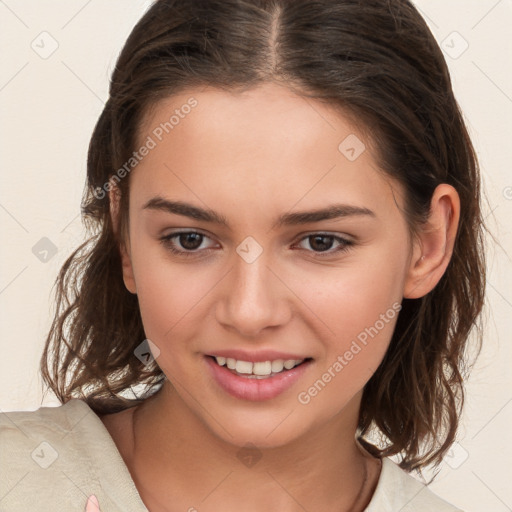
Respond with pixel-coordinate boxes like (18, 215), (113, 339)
(40, 0), (486, 472)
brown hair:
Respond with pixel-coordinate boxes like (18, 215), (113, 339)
(40, 0), (486, 472)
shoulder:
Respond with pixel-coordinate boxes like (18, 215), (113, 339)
(0, 399), (146, 511)
(366, 458), (464, 512)
(0, 399), (101, 510)
(0, 398), (97, 470)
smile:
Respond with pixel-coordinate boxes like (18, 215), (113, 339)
(213, 356), (305, 378)
(205, 355), (313, 401)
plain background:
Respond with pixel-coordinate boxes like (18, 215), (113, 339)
(0, 1), (511, 510)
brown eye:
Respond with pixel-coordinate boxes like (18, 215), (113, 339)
(159, 231), (216, 258)
(176, 232), (204, 250)
(308, 235), (336, 252)
(295, 233), (353, 256)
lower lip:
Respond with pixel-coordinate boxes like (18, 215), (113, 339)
(205, 356), (312, 401)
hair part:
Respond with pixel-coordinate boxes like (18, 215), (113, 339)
(40, 0), (486, 472)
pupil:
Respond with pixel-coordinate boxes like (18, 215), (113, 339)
(181, 233), (202, 250)
(311, 235), (333, 252)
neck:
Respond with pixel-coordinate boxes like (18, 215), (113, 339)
(127, 382), (379, 512)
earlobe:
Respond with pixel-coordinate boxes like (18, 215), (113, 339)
(403, 184), (460, 299)
(119, 239), (137, 295)
(109, 185), (137, 295)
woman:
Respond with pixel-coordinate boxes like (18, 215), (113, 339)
(1, 1), (485, 510)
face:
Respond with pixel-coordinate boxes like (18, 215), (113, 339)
(117, 82), (415, 448)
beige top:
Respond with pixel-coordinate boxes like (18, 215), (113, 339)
(0, 399), (463, 511)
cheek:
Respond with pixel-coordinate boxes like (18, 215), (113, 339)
(296, 248), (405, 337)
(294, 274), (401, 415)
(130, 246), (217, 351)
(292, 245), (407, 388)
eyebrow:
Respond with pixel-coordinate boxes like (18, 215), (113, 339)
(142, 196), (375, 229)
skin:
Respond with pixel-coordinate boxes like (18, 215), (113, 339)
(85, 495), (99, 512)
(97, 82), (460, 512)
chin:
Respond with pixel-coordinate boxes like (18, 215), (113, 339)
(207, 406), (320, 452)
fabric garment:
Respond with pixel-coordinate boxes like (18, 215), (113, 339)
(0, 399), (463, 511)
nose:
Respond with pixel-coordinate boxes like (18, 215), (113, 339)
(215, 248), (291, 338)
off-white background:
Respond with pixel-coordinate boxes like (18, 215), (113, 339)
(0, 1), (511, 510)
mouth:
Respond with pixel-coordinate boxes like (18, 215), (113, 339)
(205, 354), (314, 401)
(208, 355), (312, 379)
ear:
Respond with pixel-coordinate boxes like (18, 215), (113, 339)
(403, 184), (460, 299)
(109, 183), (137, 295)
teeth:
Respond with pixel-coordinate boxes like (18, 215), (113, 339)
(253, 361), (272, 376)
(214, 356), (304, 377)
(235, 360), (253, 374)
(271, 359), (284, 373)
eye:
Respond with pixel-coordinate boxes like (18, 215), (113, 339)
(160, 231), (216, 258)
(159, 231), (354, 259)
(294, 233), (354, 257)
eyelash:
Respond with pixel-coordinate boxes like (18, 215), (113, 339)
(159, 230), (354, 259)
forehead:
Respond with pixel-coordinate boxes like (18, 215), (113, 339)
(139, 82), (363, 156)
(131, 83), (402, 224)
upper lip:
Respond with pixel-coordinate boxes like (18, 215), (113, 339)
(206, 349), (311, 363)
